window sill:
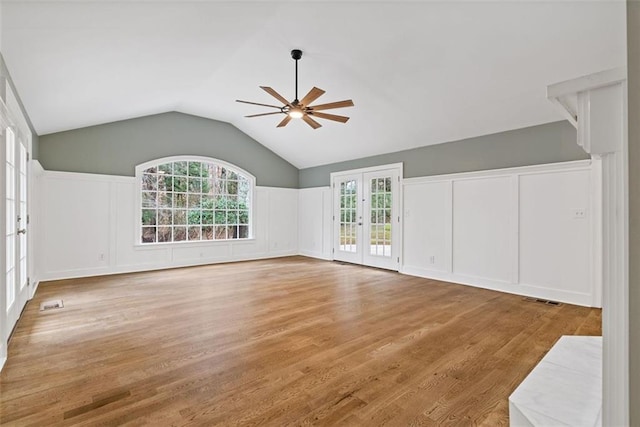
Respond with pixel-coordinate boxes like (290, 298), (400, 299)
(133, 238), (256, 250)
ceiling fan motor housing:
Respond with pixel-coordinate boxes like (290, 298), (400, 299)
(291, 49), (303, 60)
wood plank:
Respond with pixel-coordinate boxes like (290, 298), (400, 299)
(0, 257), (601, 425)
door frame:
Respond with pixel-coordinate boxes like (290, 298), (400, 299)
(330, 163), (403, 270)
(1, 82), (33, 371)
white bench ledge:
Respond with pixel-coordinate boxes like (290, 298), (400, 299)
(509, 336), (602, 427)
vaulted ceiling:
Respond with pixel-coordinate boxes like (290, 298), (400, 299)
(0, 1), (626, 169)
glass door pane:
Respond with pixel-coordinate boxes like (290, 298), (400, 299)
(333, 175), (362, 264)
(339, 179), (358, 253)
(18, 142), (27, 290)
(362, 169), (399, 270)
(368, 176), (393, 258)
(5, 127), (15, 310)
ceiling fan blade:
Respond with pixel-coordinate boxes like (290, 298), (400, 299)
(236, 100), (283, 109)
(309, 99), (354, 111)
(245, 111), (284, 118)
(309, 111), (350, 123)
(260, 86), (291, 106)
(299, 87), (326, 107)
(277, 116), (292, 128)
(302, 114), (322, 129)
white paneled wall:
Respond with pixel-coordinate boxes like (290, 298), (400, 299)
(38, 169), (298, 281)
(36, 160), (598, 307)
(297, 187), (332, 260)
(452, 176), (515, 283)
(402, 160), (598, 307)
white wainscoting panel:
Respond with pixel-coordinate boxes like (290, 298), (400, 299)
(401, 160), (597, 307)
(41, 173), (112, 277)
(38, 171), (298, 281)
(267, 187), (298, 256)
(519, 170), (592, 301)
(403, 181), (451, 273)
(452, 176), (514, 283)
(298, 187), (332, 260)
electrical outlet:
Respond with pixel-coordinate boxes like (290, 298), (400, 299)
(572, 209), (586, 219)
(99, 253), (105, 261)
(429, 255), (435, 264)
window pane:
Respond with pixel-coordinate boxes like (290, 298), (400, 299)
(239, 225), (249, 239)
(158, 227), (172, 242)
(160, 175), (172, 191)
(188, 194), (201, 208)
(188, 178), (202, 193)
(142, 209), (156, 225)
(188, 162), (202, 176)
(158, 163), (172, 174)
(239, 210), (249, 224)
(188, 226), (201, 240)
(174, 227), (187, 241)
(142, 174), (157, 191)
(142, 192), (157, 208)
(227, 180), (238, 195)
(174, 161), (188, 176)
(215, 210), (226, 224)
(228, 211), (238, 224)
(188, 210), (201, 225)
(201, 195), (214, 209)
(174, 193), (187, 208)
(142, 227), (156, 243)
(202, 210), (214, 225)
(214, 226), (227, 239)
(173, 176), (187, 192)
(159, 193), (172, 208)
(159, 210), (172, 226)
(173, 210), (186, 225)
(202, 226), (214, 240)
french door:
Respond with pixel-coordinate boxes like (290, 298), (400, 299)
(332, 165), (401, 270)
(4, 125), (29, 338)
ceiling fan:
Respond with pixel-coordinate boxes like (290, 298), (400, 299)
(236, 49), (354, 129)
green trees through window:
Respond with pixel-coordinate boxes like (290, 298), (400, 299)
(139, 159), (252, 243)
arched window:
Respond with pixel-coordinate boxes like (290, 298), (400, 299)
(136, 156), (254, 244)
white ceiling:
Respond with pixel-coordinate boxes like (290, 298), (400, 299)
(0, 1), (626, 169)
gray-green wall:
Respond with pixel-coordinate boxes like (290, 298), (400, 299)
(38, 112), (299, 188)
(0, 52), (39, 158)
(628, 1), (639, 425)
(298, 121), (586, 188)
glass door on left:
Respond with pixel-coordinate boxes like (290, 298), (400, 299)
(5, 126), (29, 339)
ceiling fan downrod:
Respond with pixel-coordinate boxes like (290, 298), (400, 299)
(291, 49), (302, 103)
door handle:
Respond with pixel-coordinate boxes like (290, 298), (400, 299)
(17, 229), (26, 235)
(358, 222), (362, 226)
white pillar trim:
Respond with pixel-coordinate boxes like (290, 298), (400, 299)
(548, 68), (629, 426)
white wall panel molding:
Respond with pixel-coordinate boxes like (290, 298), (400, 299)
(38, 170), (298, 281)
(401, 160), (596, 308)
(297, 187), (332, 260)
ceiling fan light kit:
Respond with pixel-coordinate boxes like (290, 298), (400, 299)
(236, 49), (354, 129)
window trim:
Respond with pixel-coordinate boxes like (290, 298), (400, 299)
(134, 155), (256, 246)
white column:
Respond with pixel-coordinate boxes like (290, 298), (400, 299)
(548, 68), (628, 426)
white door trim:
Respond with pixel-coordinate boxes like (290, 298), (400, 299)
(330, 163), (403, 270)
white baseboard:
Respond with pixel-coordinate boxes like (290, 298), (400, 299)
(401, 265), (596, 308)
(38, 251), (298, 282)
(298, 250), (331, 261)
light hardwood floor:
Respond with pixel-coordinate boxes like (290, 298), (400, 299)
(0, 256), (601, 426)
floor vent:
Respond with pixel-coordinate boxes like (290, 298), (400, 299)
(524, 297), (562, 306)
(40, 300), (64, 311)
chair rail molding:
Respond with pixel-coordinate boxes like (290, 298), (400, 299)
(548, 67), (628, 426)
